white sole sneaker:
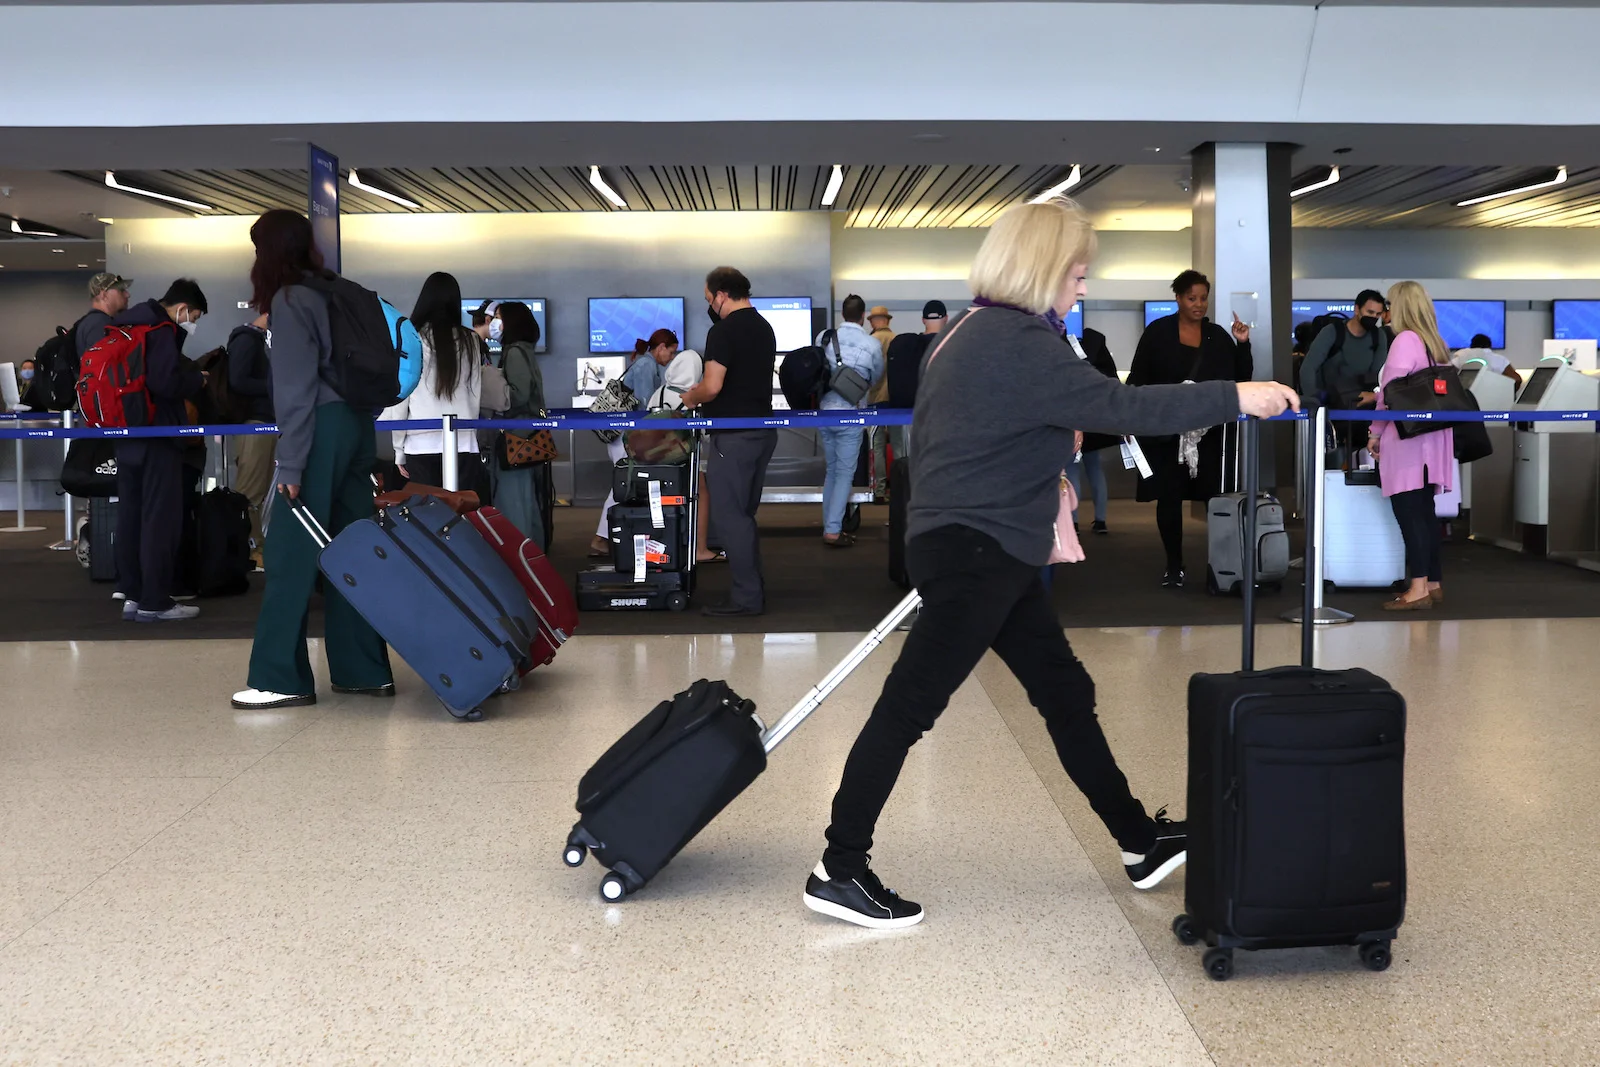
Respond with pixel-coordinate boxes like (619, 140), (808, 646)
(801, 890), (925, 930)
(1127, 849), (1187, 890)
(230, 689), (316, 710)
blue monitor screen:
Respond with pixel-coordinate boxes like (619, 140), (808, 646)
(1553, 300), (1600, 342)
(588, 297), (685, 354)
(1064, 302), (1083, 338)
(1144, 301), (1177, 326)
(462, 298), (547, 354)
(1434, 300), (1505, 349)
(749, 297), (813, 352)
(1290, 301), (1356, 331)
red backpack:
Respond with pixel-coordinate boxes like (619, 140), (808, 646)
(76, 322), (173, 428)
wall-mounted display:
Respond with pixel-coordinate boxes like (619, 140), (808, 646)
(588, 297), (686, 354)
(1290, 301), (1356, 332)
(1065, 301), (1083, 338)
(1434, 300), (1505, 349)
(1144, 300), (1177, 326)
(1552, 300), (1600, 342)
(462, 298), (548, 354)
(750, 297), (813, 352)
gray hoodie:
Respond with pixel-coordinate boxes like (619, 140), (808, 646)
(909, 306), (1241, 566)
(268, 284), (343, 486)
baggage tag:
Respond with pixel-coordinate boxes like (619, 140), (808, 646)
(643, 539), (669, 564)
(633, 535), (648, 583)
(648, 480), (665, 529)
(1121, 436), (1153, 478)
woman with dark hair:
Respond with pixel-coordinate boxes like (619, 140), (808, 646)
(382, 272), (483, 495)
(1128, 269), (1255, 588)
(588, 327), (679, 558)
(492, 301), (548, 543)
(231, 208), (392, 710)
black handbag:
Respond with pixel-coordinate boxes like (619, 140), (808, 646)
(1381, 363), (1475, 440)
(60, 438), (118, 498)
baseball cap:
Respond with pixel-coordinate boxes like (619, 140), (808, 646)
(922, 300), (948, 320)
(868, 305), (892, 320)
(89, 272), (131, 297)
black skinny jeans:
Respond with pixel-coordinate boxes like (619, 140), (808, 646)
(1389, 486), (1442, 582)
(1156, 494), (1186, 571)
(823, 524), (1156, 879)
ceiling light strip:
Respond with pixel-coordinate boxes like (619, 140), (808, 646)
(1029, 164), (1082, 204)
(589, 166), (627, 209)
(1291, 166), (1341, 198)
(347, 169), (421, 210)
(821, 164), (845, 208)
(104, 171), (213, 212)
(1456, 166), (1568, 207)
(9, 217), (59, 237)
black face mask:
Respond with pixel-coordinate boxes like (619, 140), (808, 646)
(706, 301), (721, 325)
(1360, 315), (1381, 331)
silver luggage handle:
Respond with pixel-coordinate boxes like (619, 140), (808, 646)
(286, 494), (333, 550)
(760, 590), (922, 753)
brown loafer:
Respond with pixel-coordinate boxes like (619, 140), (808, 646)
(1382, 595), (1434, 612)
(1429, 588), (1444, 603)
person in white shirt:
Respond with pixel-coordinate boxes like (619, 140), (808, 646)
(817, 294), (885, 546)
(1451, 333), (1523, 389)
(382, 272), (484, 495)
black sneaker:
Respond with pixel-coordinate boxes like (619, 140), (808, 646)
(802, 861), (924, 929)
(1092, 520), (1108, 535)
(1162, 568), (1186, 589)
(1124, 808), (1187, 890)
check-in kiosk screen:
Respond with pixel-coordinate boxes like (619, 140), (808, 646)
(1519, 366), (1559, 405)
(1459, 367), (1480, 390)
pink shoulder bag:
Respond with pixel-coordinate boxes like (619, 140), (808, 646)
(926, 307), (1085, 566)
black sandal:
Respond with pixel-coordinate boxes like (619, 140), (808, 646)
(823, 534), (856, 548)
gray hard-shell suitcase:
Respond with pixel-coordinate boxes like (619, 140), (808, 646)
(1207, 421), (1290, 595)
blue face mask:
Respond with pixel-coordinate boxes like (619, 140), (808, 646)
(19, 368), (33, 381)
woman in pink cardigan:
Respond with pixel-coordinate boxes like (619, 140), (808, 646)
(1367, 280), (1455, 611)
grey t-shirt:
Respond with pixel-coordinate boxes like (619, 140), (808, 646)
(1300, 321), (1389, 404)
(74, 309), (113, 359)
(908, 306), (1240, 566)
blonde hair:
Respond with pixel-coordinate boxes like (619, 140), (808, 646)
(968, 196), (1098, 315)
(1386, 281), (1451, 365)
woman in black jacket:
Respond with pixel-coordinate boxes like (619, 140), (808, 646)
(1067, 326), (1119, 533)
(1128, 270), (1254, 587)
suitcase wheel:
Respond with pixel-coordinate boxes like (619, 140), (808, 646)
(1171, 914), (1200, 946)
(443, 701), (485, 723)
(1205, 568), (1221, 596)
(666, 592), (689, 613)
(1203, 947), (1234, 982)
(1359, 941), (1392, 972)
(600, 873), (629, 902)
(563, 843), (587, 868)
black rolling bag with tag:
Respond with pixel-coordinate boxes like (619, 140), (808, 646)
(1174, 416), (1407, 982)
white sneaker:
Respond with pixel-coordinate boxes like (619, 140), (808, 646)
(112, 591), (127, 601)
(135, 603), (200, 623)
(122, 600), (139, 621)
(231, 688), (316, 710)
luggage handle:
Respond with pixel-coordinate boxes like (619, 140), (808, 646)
(286, 494), (332, 550)
(1238, 413), (1318, 673)
(761, 590), (922, 753)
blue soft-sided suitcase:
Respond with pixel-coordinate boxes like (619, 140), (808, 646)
(290, 494), (537, 721)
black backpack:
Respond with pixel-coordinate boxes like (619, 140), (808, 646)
(778, 329), (835, 411)
(1309, 313), (1382, 404)
(297, 273), (402, 410)
(884, 332), (932, 409)
(30, 319), (87, 411)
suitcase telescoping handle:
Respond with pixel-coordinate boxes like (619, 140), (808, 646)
(1238, 414), (1317, 673)
(286, 494), (333, 551)
(760, 590), (922, 754)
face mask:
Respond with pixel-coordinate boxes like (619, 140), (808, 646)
(489, 320), (504, 342)
(19, 369), (33, 381)
(1359, 315), (1380, 331)
(179, 319), (198, 337)
(706, 303), (721, 326)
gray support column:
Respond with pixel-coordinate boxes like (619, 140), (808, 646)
(1191, 142), (1294, 489)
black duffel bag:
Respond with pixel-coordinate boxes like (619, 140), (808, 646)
(60, 438), (117, 498)
(1381, 363), (1475, 440)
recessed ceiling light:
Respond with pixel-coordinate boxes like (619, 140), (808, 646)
(105, 171), (213, 212)
(1030, 164), (1082, 203)
(1457, 166), (1567, 207)
(51, 248), (64, 253)
(1145, 147), (1163, 153)
(911, 132), (946, 143)
(821, 165), (845, 208)
(97, 217), (114, 224)
(1291, 166), (1341, 198)
(348, 169), (421, 210)
(588, 165), (627, 209)
(1333, 147), (1353, 155)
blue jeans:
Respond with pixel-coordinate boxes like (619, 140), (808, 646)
(1065, 449), (1108, 524)
(820, 426), (863, 536)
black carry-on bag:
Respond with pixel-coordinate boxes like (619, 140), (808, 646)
(564, 591), (923, 902)
(1175, 416), (1407, 981)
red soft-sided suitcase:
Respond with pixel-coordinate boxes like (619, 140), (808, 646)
(465, 505), (577, 670)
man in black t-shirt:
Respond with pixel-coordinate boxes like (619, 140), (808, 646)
(680, 266), (778, 616)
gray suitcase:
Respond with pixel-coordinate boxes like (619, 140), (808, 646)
(1206, 422), (1290, 596)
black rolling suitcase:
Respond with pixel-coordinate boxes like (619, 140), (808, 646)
(564, 591), (922, 901)
(1174, 416), (1407, 981)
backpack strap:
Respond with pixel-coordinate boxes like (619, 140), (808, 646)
(823, 329), (842, 367)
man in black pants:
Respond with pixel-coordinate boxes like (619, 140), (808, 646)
(112, 279), (208, 623)
(680, 266), (778, 617)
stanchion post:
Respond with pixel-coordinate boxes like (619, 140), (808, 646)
(1283, 406), (1353, 626)
(48, 411), (75, 550)
(4, 430), (46, 534)
(441, 415), (458, 492)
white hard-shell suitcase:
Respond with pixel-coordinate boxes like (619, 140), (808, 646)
(1321, 470), (1406, 588)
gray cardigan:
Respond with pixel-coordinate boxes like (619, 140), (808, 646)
(908, 305), (1241, 565)
(268, 285), (344, 486)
